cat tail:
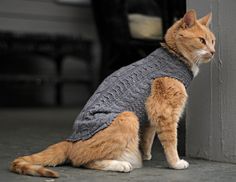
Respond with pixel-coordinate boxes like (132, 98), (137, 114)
(10, 141), (72, 178)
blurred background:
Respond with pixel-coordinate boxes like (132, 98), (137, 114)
(0, 0), (186, 107)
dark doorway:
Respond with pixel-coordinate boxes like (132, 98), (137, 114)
(92, 0), (186, 80)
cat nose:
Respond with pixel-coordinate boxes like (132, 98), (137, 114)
(210, 50), (215, 56)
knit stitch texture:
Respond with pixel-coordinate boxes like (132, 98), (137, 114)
(67, 47), (193, 141)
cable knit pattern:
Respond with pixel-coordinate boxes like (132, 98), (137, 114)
(67, 48), (193, 141)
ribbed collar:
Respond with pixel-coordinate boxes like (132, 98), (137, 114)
(150, 47), (194, 88)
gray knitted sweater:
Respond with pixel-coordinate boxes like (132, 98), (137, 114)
(67, 47), (193, 141)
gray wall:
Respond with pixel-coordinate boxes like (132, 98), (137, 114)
(187, 0), (236, 163)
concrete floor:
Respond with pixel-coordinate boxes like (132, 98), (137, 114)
(0, 108), (236, 182)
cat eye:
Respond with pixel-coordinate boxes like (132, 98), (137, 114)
(199, 37), (206, 45)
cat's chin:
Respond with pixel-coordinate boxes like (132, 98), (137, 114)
(196, 55), (214, 64)
(202, 56), (214, 63)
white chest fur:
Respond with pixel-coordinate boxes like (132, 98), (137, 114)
(191, 63), (199, 77)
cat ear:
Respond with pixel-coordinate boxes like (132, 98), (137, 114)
(199, 12), (212, 27)
(182, 9), (197, 28)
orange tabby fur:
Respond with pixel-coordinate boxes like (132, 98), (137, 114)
(10, 10), (215, 177)
(143, 77), (188, 169)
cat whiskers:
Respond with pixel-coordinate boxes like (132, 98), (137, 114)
(193, 54), (201, 65)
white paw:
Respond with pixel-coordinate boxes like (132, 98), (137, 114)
(143, 154), (152, 161)
(104, 161), (133, 172)
(171, 159), (189, 170)
(117, 161), (133, 172)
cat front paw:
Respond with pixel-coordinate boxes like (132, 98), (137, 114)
(142, 153), (152, 160)
(170, 159), (189, 170)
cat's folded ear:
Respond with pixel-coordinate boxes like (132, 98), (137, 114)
(182, 9), (197, 28)
(198, 12), (212, 27)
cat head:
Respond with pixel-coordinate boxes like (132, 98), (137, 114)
(164, 10), (215, 74)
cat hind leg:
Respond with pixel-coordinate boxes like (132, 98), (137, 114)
(83, 111), (142, 172)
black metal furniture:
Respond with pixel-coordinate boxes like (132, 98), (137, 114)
(92, 0), (164, 79)
(0, 31), (95, 105)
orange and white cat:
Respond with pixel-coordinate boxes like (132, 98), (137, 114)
(10, 10), (215, 177)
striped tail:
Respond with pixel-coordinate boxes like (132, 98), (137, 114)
(10, 141), (72, 178)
